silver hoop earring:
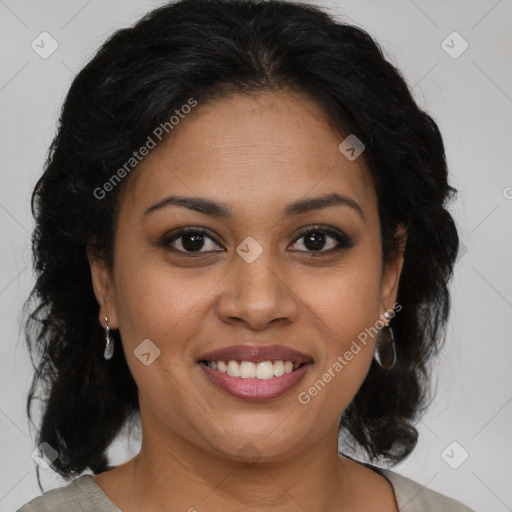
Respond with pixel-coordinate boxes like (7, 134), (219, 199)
(374, 312), (397, 370)
(104, 316), (115, 360)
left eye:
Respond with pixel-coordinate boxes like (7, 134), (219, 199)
(289, 228), (352, 254)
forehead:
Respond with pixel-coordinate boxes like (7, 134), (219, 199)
(118, 90), (377, 221)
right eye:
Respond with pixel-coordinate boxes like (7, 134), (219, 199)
(161, 227), (224, 255)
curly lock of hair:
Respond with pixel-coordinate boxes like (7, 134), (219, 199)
(23, 0), (459, 489)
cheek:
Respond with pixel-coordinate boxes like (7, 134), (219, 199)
(111, 259), (215, 420)
(112, 251), (221, 357)
(301, 256), (382, 346)
(297, 259), (382, 405)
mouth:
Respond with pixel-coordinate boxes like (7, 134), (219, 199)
(196, 344), (313, 401)
(198, 359), (309, 378)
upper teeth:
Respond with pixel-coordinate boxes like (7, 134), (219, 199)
(207, 360), (300, 379)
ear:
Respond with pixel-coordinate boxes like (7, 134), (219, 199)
(86, 246), (118, 329)
(379, 223), (407, 316)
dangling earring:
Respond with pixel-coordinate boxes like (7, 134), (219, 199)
(374, 312), (397, 370)
(104, 316), (115, 360)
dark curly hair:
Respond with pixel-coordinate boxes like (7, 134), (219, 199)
(23, 0), (459, 490)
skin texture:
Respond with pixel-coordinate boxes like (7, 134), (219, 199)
(88, 90), (406, 511)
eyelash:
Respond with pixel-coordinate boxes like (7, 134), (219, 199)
(160, 225), (354, 257)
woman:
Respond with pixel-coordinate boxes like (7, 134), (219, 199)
(17, 0), (475, 510)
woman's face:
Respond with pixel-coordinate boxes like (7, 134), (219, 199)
(89, 90), (404, 462)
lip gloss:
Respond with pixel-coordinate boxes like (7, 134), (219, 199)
(198, 361), (312, 401)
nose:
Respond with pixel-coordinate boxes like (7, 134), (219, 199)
(216, 250), (299, 331)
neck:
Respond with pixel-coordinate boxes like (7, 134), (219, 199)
(122, 420), (357, 511)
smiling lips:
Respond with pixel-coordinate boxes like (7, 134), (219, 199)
(197, 344), (313, 401)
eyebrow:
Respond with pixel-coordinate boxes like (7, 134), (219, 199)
(143, 192), (365, 221)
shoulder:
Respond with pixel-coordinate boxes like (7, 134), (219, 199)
(16, 474), (121, 512)
(376, 467), (476, 512)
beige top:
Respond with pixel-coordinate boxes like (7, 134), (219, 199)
(16, 466), (476, 511)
